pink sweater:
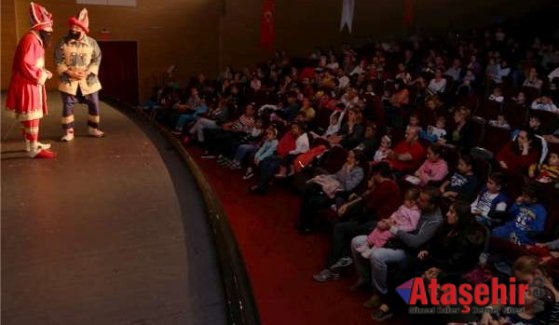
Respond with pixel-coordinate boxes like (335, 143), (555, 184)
(414, 159), (449, 186)
(367, 205), (421, 247)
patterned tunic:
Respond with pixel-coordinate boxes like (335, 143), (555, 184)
(55, 35), (102, 96)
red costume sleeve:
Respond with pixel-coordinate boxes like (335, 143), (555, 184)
(17, 33), (44, 83)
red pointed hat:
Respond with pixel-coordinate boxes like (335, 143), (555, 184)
(29, 2), (53, 32)
(68, 8), (89, 34)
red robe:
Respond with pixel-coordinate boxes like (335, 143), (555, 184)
(6, 31), (48, 121)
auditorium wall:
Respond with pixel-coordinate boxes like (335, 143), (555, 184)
(1, 0), (553, 102)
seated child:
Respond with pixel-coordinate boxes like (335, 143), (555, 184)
(439, 154), (479, 202)
(471, 172), (509, 227)
(405, 144), (448, 186)
(243, 127), (278, 180)
(492, 184), (547, 245)
(373, 135), (392, 163)
(406, 113), (422, 133)
(488, 86), (504, 103)
(420, 115), (447, 143)
(488, 112), (511, 130)
(354, 188), (421, 258)
(529, 151), (559, 184)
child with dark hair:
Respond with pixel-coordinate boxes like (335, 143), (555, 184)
(471, 172), (509, 227)
(492, 184), (547, 245)
(529, 151), (559, 184)
(406, 144), (449, 187)
(439, 154), (479, 202)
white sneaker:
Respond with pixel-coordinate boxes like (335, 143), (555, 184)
(61, 130), (75, 142)
(25, 140), (51, 152)
(88, 127), (104, 138)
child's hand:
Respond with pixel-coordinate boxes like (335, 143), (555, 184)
(417, 250), (429, 260)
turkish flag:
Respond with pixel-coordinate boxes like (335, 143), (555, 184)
(403, 0), (414, 27)
(260, 0), (275, 52)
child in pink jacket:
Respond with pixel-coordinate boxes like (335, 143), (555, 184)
(406, 144), (449, 186)
(355, 188), (421, 258)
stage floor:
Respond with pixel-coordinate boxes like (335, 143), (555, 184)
(1, 93), (225, 324)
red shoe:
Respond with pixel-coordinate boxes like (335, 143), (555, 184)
(31, 149), (57, 159)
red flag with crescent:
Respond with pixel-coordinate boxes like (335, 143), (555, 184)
(260, 0), (275, 52)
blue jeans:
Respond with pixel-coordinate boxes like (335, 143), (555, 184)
(256, 156), (281, 190)
(234, 143), (258, 162)
(351, 235), (408, 295)
(174, 113), (198, 131)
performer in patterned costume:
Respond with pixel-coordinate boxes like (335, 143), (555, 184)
(55, 8), (104, 142)
(5, 2), (56, 159)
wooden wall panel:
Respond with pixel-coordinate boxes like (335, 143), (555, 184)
(2, 0), (552, 102)
(1, 0), (18, 91)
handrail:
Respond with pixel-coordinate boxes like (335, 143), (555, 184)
(107, 99), (260, 325)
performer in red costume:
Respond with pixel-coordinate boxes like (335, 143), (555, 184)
(5, 2), (56, 159)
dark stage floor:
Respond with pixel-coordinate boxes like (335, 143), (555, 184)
(1, 92), (225, 324)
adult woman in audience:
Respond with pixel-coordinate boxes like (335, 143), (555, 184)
(496, 128), (542, 174)
(414, 202), (486, 283)
(439, 106), (474, 150)
(296, 150), (365, 233)
(328, 108), (365, 149)
(313, 162), (401, 282)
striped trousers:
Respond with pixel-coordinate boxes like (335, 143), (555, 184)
(61, 89), (101, 130)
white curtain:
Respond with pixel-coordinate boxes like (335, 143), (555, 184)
(340, 0), (355, 33)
